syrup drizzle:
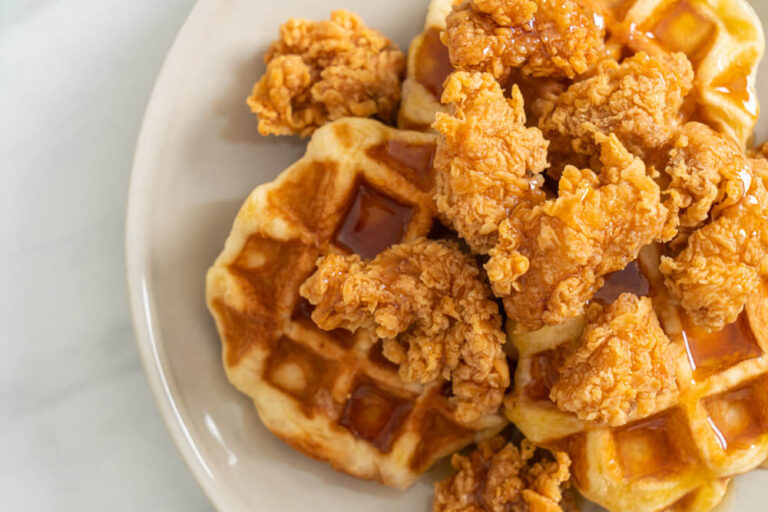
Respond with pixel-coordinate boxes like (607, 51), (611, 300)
(333, 181), (415, 259)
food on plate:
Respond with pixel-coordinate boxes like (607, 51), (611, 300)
(486, 132), (673, 330)
(206, 118), (505, 489)
(433, 71), (549, 254)
(206, 1), (768, 510)
(549, 293), (678, 427)
(399, 0), (764, 148)
(247, 10), (404, 136)
(442, 0), (606, 80)
(505, 243), (768, 512)
(433, 436), (575, 512)
(538, 52), (693, 162)
(300, 238), (509, 423)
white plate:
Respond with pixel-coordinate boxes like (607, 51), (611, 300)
(126, 1), (768, 511)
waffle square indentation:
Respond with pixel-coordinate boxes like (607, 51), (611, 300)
(333, 180), (415, 259)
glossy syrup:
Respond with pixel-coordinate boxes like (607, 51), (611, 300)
(681, 312), (763, 379)
(704, 382), (768, 451)
(525, 348), (565, 402)
(614, 409), (699, 479)
(333, 181), (415, 259)
(338, 379), (414, 453)
(367, 140), (436, 191)
(649, 0), (714, 63)
(593, 260), (650, 304)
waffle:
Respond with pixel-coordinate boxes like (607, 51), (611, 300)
(397, 0), (454, 131)
(505, 243), (768, 512)
(397, 0), (763, 147)
(205, 117), (506, 489)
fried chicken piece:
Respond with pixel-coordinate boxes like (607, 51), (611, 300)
(664, 122), (753, 229)
(247, 10), (404, 136)
(442, 0), (605, 81)
(486, 134), (673, 331)
(433, 71), (549, 253)
(299, 239), (509, 422)
(550, 294), (677, 427)
(538, 52), (693, 159)
(660, 175), (768, 330)
(434, 436), (574, 512)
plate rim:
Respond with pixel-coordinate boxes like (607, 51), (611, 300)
(125, 0), (227, 510)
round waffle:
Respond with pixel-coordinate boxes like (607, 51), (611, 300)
(398, 0), (763, 147)
(505, 243), (768, 512)
(206, 117), (506, 489)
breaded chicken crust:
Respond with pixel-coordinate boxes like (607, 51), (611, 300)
(433, 71), (549, 254)
(486, 134), (673, 331)
(442, 0), (605, 81)
(539, 52), (693, 160)
(248, 10), (404, 136)
(660, 175), (768, 331)
(434, 436), (573, 512)
(551, 294), (678, 427)
(299, 239), (509, 422)
(664, 122), (753, 229)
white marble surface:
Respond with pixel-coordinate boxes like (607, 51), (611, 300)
(0, 1), (211, 510)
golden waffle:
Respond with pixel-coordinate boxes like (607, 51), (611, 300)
(398, 0), (763, 147)
(505, 243), (768, 512)
(397, 0), (454, 131)
(206, 117), (506, 489)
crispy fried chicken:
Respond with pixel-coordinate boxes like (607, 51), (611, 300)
(551, 294), (678, 427)
(433, 71), (549, 253)
(664, 122), (753, 229)
(434, 436), (574, 512)
(299, 239), (509, 422)
(247, 10), (404, 136)
(539, 52), (693, 160)
(660, 175), (768, 331)
(486, 134), (673, 331)
(442, 0), (605, 81)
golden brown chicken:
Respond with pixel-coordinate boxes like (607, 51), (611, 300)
(433, 436), (573, 512)
(538, 52), (693, 160)
(299, 238), (509, 422)
(442, 0), (605, 81)
(433, 71), (549, 254)
(247, 10), (404, 136)
(660, 175), (768, 331)
(486, 134), (673, 331)
(550, 294), (678, 427)
(664, 122), (753, 229)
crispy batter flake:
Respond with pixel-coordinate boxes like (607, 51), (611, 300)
(664, 122), (753, 229)
(539, 52), (693, 159)
(660, 174), (768, 331)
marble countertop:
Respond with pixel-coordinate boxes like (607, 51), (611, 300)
(1, 1), (211, 510)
